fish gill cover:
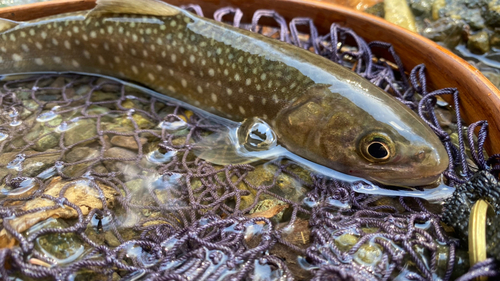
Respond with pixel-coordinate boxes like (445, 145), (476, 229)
(0, 4), (498, 281)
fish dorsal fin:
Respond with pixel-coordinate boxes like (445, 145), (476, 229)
(89, 0), (181, 17)
(0, 18), (19, 32)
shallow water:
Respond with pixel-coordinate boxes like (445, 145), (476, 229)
(0, 4), (495, 280)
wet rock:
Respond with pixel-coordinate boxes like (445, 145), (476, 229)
(269, 219), (313, 280)
(110, 135), (147, 150)
(467, 30), (490, 54)
(490, 28), (500, 47)
(432, 0), (446, 20)
(0, 176), (118, 246)
(384, 0), (418, 32)
(63, 118), (98, 147)
(0, 150), (60, 181)
(95, 77), (121, 93)
(90, 91), (119, 102)
(484, 0), (500, 27)
(103, 147), (140, 180)
(409, 0), (433, 18)
(63, 147), (101, 178)
(364, 2), (384, 18)
(249, 199), (289, 223)
(422, 18), (465, 48)
(26, 218), (87, 265)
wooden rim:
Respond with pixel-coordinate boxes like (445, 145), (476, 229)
(1, 0), (500, 154)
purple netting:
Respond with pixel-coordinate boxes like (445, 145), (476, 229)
(0, 4), (498, 281)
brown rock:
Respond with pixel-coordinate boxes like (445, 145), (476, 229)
(110, 135), (147, 150)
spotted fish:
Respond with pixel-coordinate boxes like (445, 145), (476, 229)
(0, 0), (448, 187)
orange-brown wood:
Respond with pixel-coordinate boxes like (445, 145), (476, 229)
(1, 0), (500, 154)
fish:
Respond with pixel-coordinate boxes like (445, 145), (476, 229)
(0, 0), (448, 188)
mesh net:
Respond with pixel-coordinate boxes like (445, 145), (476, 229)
(0, 5), (498, 281)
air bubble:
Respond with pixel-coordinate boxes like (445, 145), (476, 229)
(303, 197), (318, 208)
(146, 149), (176, 164)
(1, 177), (36, 196)
(7, 154), (25, 171)
(10, 120), (22, 127)
(36, 110), (59, 122)
(56, 120), (78, 132)
(0, 132), (8, 141)
(159, 119), (188, 131)
(37, 166), (57, 179)
(238, 117), (277, 152)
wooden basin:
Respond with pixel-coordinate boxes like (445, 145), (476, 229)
(1, 0), (499, 154)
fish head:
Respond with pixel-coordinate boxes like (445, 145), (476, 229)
(274, 84), (449, 187)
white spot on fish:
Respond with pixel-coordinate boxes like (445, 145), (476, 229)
(248, 57), (254, 64)
(249, 95), (254, 102)
(40, 31), (47, 39)
(98, 55), (105, 65)
(256, 84), (261, 91)
(73, 26), (79, 33)
(143, 50), (148, 57)
(114, 56), (120, 63)
(64, 40), (71, 50)
(156, 65), (162, 71)
(71, 59), (80, 68)
(272, 94), (279, 103)
(131, 49), (137, 56)
(82, 34), (88, 41)
(179, 46), (185, 54)
(12, 54), (22, 61)
(132, 65), (138, 74)
(211, 93), (217, 103)
(34, 58), (44, 65)
(0, 56), (2, 63)
(177, 32), (183, 39)
(83, 50), (91, 59)
(208, 68), (215, 76)
(53, 57), (62, 64)
(90, 31), (97, 38)
(197, 85), (203, 93)
(148, 73), (155, 81)
(201, 59), (206, 66)
(0, 47), (5, 53)
(260, 73), (267, 81)
(226, 88), (233, 95)
(160, 25), (166, 30)
(171, 54), (176, 63)
(234, 74), (240, 81)
(9, 34), (16, 42)
(170, 20), (177, 27)
(224, 69), (229, 76)
(262, 98), (266, 105)
(132, 34), (138, 42)
(181, 79), (187, 87)
(107, 26), (113, 34)
(245, 78), (251, 86)
(20, 31), (26, 38)
(118, 43), (124, 51)
(239, 106), (245, 115)
(189, 55), (195, 64)
(227, 103), (233, 109)
(104, 42), (110, 51)
(118, 26), (124, 34)
(182, 60), (187, 67)
(21, 44), (29, 52)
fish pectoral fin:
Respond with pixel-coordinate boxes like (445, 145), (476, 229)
(88, 0), (181, 17)
(0, 18), (19, 32)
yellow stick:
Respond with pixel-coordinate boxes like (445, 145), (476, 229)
(469, 199), (490, 281)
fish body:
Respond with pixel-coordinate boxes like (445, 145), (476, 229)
(0, 0), (448, 187)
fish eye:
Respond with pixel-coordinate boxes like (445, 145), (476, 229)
(359, 133), (394, 162)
